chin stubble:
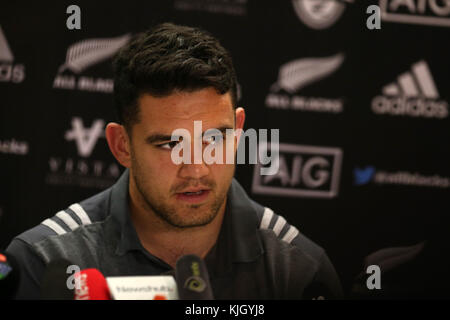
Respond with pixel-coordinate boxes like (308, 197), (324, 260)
(133, 170), (227, 229)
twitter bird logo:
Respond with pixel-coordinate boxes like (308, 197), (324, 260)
(354, 166), (376, 186)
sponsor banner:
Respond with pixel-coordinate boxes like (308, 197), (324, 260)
(0, 138), (29, 155)
(354, 166), (450, 188)
(0, 25), (25, 83)
(371, 60), (448, 119)
(53, 34), (131, 93)
(380, 0), (450, 27)
(252, 143), (343, 198)
(265, 54), (345, 113)
(45, 117), (120, 189)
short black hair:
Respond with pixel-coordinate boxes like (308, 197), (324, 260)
(112, 22), (238, 132)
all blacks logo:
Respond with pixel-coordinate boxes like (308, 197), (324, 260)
(291, 0), (347, 29)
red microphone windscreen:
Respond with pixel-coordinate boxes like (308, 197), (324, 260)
(74, 268), (111, 300)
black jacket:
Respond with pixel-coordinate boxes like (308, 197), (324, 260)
(7, 169), (343, 299)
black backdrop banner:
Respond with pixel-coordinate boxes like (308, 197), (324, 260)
(1, 0), (449, 298)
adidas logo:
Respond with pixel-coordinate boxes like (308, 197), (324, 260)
(0, 25), (14, 62)
(0, 25), (25, 83)
(265, 53), (345, 113)
(53, 34), (131, 93)
(371, 60), (448, 119)
(382, 60), (438, 98)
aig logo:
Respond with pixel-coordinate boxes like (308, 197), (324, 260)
(380, 0), (450, 27)
(252, 143), (343, 198)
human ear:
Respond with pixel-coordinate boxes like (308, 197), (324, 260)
(234, 107), (245, 150)
(105, 123), (132, 168)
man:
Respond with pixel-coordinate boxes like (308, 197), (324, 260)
(6, 23), (343, 299)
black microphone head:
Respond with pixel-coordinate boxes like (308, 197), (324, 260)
(41, 259), (75, 300)
(0, 252), (20, 300)
(175, 254), (214, 300)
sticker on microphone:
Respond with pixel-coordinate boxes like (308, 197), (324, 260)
(106, 275), (179, 300)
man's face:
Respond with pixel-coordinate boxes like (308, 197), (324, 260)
(128, 88), (241, 228)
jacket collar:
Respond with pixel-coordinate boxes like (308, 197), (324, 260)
(108, 169), (264, 274)
(109, 169), (143, 256)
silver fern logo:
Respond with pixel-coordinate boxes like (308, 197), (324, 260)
(53, 34), (131, 93)
(265, 53), (345, 114)
(271, 53), (344, 93)
(58, 34), (131, 74)
(292, 0), (350, 30)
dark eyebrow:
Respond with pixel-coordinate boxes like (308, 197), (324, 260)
(145, 125), (234, 144)
(205, 125), (234, 135)
(145, 134), (179, 144)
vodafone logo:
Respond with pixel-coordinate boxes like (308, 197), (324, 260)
(371, 60), (448, 119)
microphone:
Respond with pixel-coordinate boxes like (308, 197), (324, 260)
(41, 259), (74, 300)
(175, 254), (214, 300)
(74, 268), (111, 300)
(0, 252), (20, 299)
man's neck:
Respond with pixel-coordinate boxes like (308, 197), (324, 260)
(128, 190), (226, 268)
